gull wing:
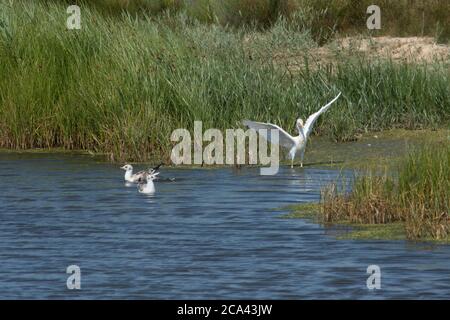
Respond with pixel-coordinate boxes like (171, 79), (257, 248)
(303, 92), (341, 138)
(133, 171), (147, 183)
(149, 163), (163, 174)
(150, 172), (160, 179)
(133, 170), (147, 182)
(242, 120), (296, 149)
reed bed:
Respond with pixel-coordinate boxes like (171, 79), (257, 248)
(0, 1), (449, 161)
(321, 144), (450, 240)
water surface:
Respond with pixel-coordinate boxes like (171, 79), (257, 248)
(0, 153), (449, 299)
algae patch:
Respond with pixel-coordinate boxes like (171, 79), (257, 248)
(282, 203), (411, 241)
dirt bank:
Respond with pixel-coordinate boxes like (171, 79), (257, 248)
(261, 36), (450, 71)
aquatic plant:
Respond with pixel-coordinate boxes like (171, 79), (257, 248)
(321, 143), (450, 241)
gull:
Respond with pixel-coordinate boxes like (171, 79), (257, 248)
(148, 163), (163, 176)
(121, 163), (163, 183)
(138, 172), (160, 194)
(243, 92), (341, 168)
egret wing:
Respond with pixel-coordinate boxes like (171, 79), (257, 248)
(242, 120), (296, 149)
(303, 92), (341, 137)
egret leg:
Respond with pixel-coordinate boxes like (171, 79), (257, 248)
(300, 150), (305, 168)
(289, 147), (296, 169)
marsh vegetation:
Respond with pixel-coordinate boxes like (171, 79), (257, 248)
(288, 139), (450, 242)
(0, 0), (449, 161)
(58, 0), (450, 43)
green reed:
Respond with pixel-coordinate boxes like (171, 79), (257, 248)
(0, 1), (449, 161)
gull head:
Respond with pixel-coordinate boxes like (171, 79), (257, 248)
(121, 164), (133, 171)
(296, 118), (304, 128)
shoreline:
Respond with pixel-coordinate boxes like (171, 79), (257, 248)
(2, 128), (447, 167)
(282, 203), (450, 244)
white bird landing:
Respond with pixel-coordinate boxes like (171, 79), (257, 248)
(138, 172), (160, 194)
(121, 163), (163, 183)
(243, 92), (342, 168)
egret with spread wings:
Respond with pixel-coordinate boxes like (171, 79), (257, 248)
(243, 92), (341, 168)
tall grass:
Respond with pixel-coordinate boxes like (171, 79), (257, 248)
(321, 143), (450, 240)
(0, 1), (449, 161)
(59, 0), (450, 42)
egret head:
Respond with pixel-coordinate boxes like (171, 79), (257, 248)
(121, 164), (133, 171)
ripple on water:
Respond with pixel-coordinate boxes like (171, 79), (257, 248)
(0, 153), (449, 299)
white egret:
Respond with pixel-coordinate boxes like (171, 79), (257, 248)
(243, 92), (342, 168)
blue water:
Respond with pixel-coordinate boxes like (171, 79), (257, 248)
(0, 152), (449, 299)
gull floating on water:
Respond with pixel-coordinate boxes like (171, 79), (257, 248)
(120, 163), (163, 183)
(243, 92), (342, 168)
(138, 172), (160, 194)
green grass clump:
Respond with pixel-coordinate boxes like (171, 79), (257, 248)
(0, 1), (449, 161)
(321, 143), (450, 241)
